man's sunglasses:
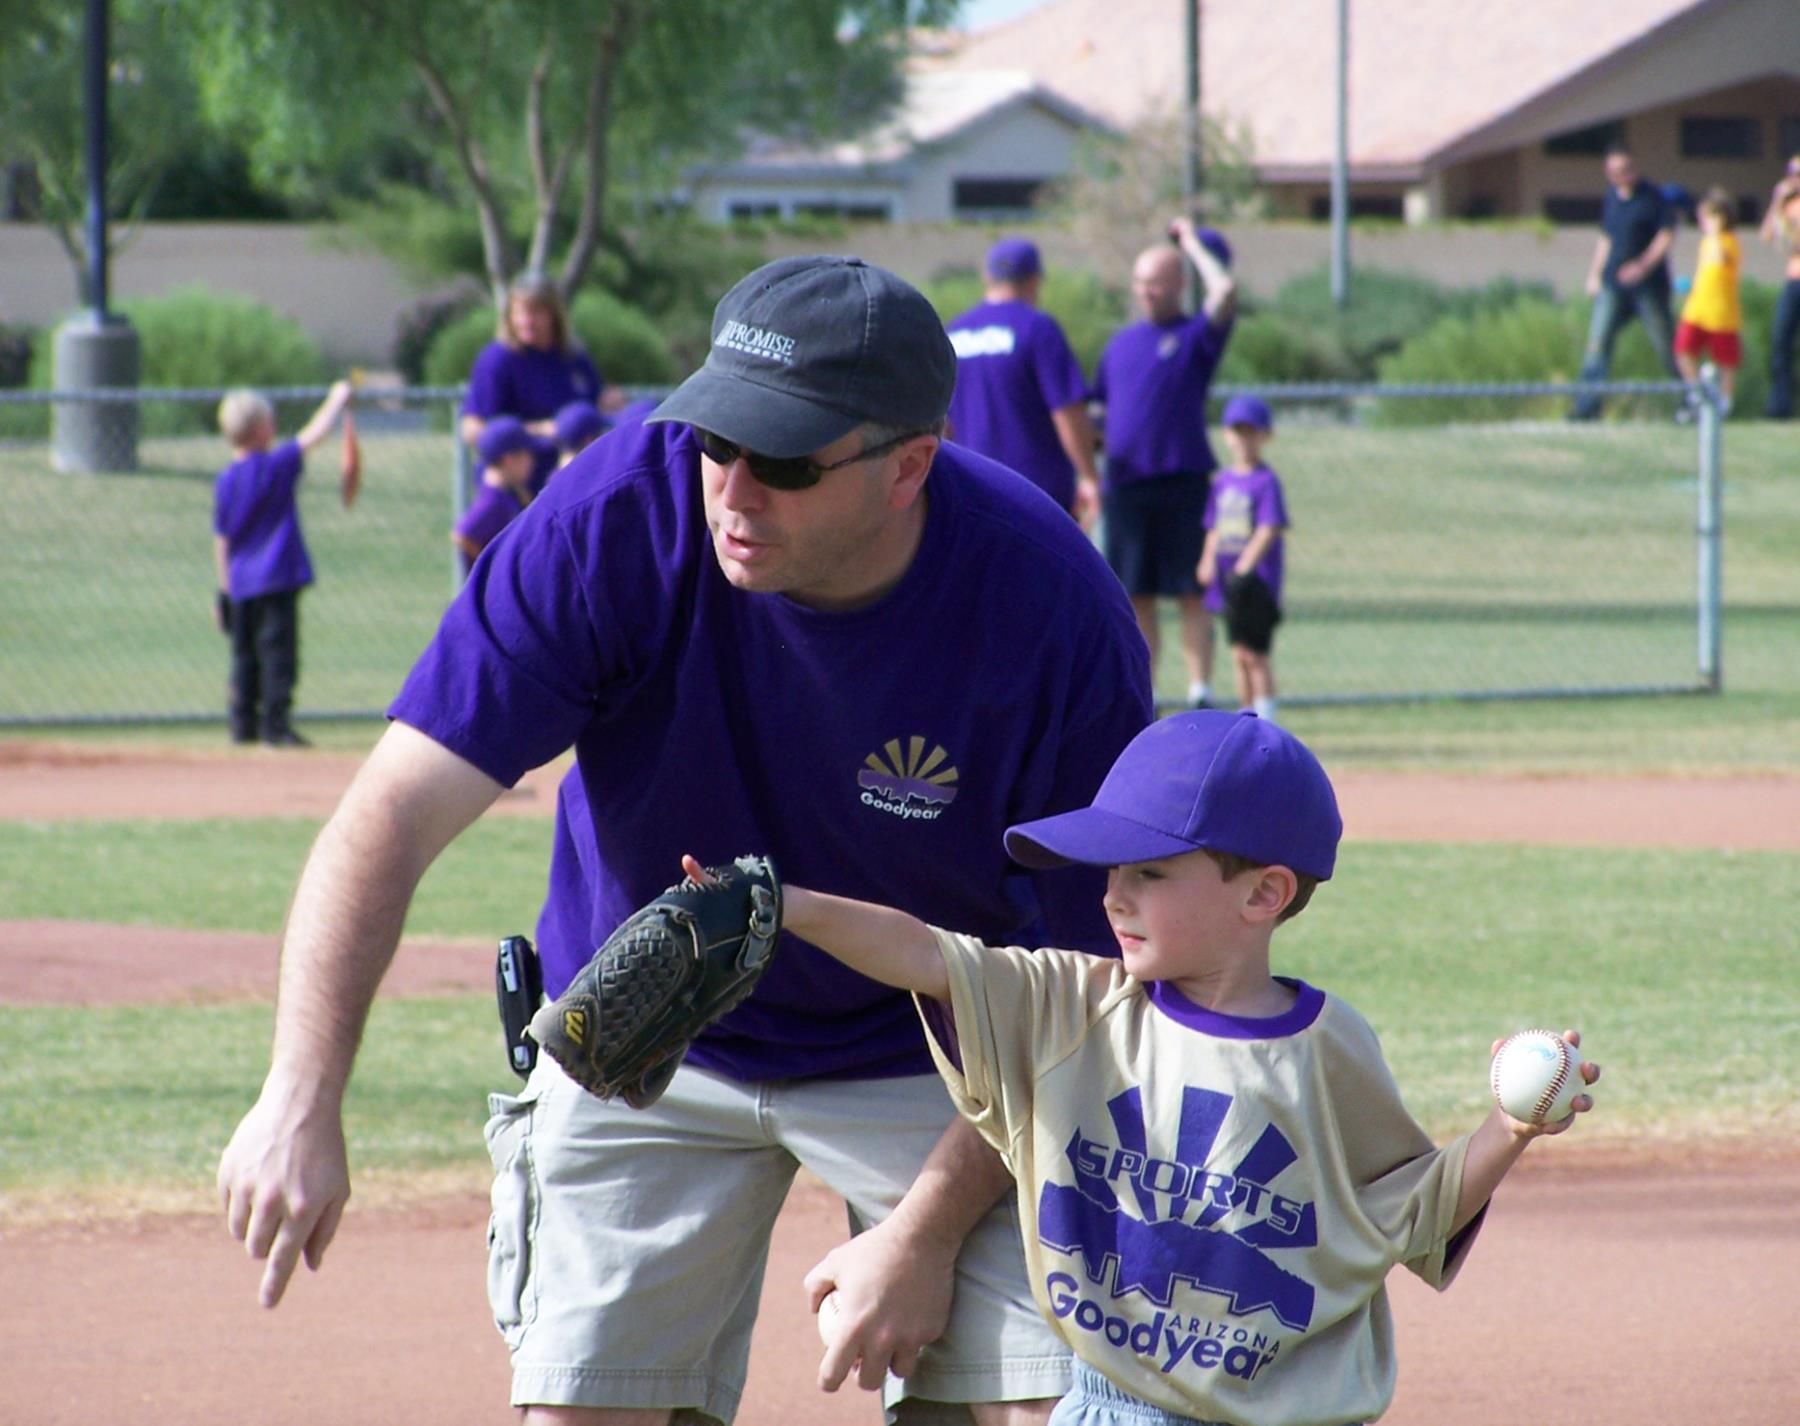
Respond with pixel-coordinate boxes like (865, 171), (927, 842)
(693, 426), (925, 491)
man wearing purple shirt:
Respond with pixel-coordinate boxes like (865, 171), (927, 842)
(1093, 218), (1237, 710)
(218, 256), (1152, 1425)
(945, 237), (1100, 523)
(211, 380), (353, 747)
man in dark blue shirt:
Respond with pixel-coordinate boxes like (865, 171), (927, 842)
(1571, 146), (1680, 419)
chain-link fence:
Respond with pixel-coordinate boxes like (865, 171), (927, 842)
(0, 380), (1723, 728)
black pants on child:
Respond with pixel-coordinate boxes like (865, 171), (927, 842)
(228, 590), (301, 740)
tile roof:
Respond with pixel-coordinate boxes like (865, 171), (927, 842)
(929, 0), (1714, 174)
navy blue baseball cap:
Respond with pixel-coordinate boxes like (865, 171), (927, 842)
(476, 416), (533, 465)
(986, 237), (1043, 281)
(1221, 395), (1273, 430)
(554, 401), (608, 451)
(1004, 711), (1342, 880)
(648, 256), (956, 459)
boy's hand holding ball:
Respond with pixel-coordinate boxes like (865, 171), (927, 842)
(1490, 1029), (1599, 1132)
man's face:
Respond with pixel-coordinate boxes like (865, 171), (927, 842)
(1132, 248), (1183, 323)
(699, 426), (932, 610)
(1605, 154), (1637, 193)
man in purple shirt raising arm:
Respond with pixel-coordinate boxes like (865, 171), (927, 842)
(1093, 218), (1236, 710)
(217, 256), (1152, 1426)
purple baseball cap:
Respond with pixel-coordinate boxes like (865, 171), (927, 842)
(1005, 711), (1342, 879)
(554, 401), (609, 452)
(1221, 395), (1273, 430)
(476, 415), (533, 465)
(985, 237), (1043, 282)
(1196, 226), (1232, 267)
(647, 256), (955, 459)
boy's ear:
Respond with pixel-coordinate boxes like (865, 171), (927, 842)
(1243, 866), (1298, 923)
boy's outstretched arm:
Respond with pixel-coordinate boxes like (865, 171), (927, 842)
(1452, 1028), (1600, 1232)
(295, 380), (354, 453)
(681, 857), (949, 999)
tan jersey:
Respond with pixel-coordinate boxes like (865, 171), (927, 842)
(920, 930), (1482, 1426)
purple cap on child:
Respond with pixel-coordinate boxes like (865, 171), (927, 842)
(554, 401), (609, 452)
(477, 416), (533, 465)
(1004, 711), (1341, 879)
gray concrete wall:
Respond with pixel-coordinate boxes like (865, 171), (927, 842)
(5, 217), (1794, 371)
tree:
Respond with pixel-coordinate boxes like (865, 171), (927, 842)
(0, 0), (211, 305)
(186, 0), (961, 313)
(1045, 107), (1260, 277)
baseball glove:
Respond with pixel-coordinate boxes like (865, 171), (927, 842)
(526, 855), (782, 1109)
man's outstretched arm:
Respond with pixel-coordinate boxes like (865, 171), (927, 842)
(217, 722), (504, 1307)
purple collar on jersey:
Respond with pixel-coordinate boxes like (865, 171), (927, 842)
(1147, 976), (1324, 1039)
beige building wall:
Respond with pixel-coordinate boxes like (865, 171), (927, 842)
(901, 102), (1087, 222)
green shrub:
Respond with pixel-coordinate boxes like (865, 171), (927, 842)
(423, 288), (679, 393)
(1267, 266), (1554, 380)
(1216, 311), (1358, 387)
(22, 289), (328, 436)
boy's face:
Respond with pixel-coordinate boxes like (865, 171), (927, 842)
(1222, 423), (1269, 467)
(500, 449), (536, 485)
(1700, 205), (1727, 234)
(1104, 849), (1259, 981)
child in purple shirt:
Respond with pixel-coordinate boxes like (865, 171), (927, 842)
(211, 381), (353, 746)
(453, 416), (538, 573)
(1197, 395), (1290, 722)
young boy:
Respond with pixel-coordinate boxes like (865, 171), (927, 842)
(453, 415), (539, 573)
(552, 399), (609, 469)
(1674, 188), (1743, 412)
(211, 380), (353, 747)
(742, 711), (1598, 1426)
(1197, 396), (1288, 723)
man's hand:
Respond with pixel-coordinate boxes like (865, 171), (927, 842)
(217, 1074), (351, 1308)
(805, 1213), (957, 1392)
(1615, 259), (1644, 287)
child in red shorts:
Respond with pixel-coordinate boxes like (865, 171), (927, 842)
(1674, 188), (1742, 413)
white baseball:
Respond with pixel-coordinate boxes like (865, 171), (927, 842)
(1491, 1030), (1587, 1125)
(816, 1290), (841, 1347)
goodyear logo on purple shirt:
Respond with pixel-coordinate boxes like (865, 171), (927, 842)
(858, 737), (959, 821)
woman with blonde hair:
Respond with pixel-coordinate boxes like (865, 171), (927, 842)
(458, 272), (621, 449)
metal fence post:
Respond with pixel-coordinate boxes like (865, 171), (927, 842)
(451, 406), (471, 595)
(1695, 364), (1724, 692)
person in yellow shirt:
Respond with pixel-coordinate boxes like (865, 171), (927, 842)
(1673, 188), (1743, 413)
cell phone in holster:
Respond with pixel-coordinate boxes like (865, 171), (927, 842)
(495, 935), (544, 1079)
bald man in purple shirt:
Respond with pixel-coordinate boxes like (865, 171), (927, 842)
(1094, 218), (1237, 709)
(218, 256), (1151, 1425)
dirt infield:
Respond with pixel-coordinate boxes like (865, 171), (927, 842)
(5, 741), (1798, 1424)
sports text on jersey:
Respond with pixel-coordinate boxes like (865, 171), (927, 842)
(716, 321), (796, 364)
(950, 325), (1019, 358)
(1038, 1085), (1318, 1332)
(858, 736), (959, 821)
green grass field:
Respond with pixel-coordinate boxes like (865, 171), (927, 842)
(5, 418), (1797, 773)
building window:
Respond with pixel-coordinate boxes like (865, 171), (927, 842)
(792, 200), (893, 221)
(1780, 116), (1800, 161)
(1543, 119), (1627, 157)
(727, 202), (781, 221)
(1680, 116), (1761, 160)
(1307, 194), (1404, 220)
(1543, 194), (1604, 224)
(952, 177), (1046, 217)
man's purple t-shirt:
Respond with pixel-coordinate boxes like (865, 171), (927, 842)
(454, 481), (526, 573)
(390, 421), (1153, 1083)
(212, 439), (313, 599)
(462, 341), (603, 423)
(946, 300), (1089, 511)
(1203, 464), (1289, 613)
(1094, 312), (1234, 486)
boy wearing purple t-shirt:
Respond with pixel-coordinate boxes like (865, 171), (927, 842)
(219, 257), (1153, 1424)
(945, 237), (1101, 523)
(1094, 218), (1237, 710)
(1198, 396), (1289, 723)
(211, 381), (353, 747)
(452, 416), (538, 573)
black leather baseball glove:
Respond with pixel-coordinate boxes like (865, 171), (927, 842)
(527, 855), (782, 1108)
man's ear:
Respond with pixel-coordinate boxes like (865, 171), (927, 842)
(887, 435), (939, 511)
(1243, 865), (1298, 924)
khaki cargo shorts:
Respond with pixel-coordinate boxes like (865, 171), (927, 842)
(485, 1056), (1071, 1424)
